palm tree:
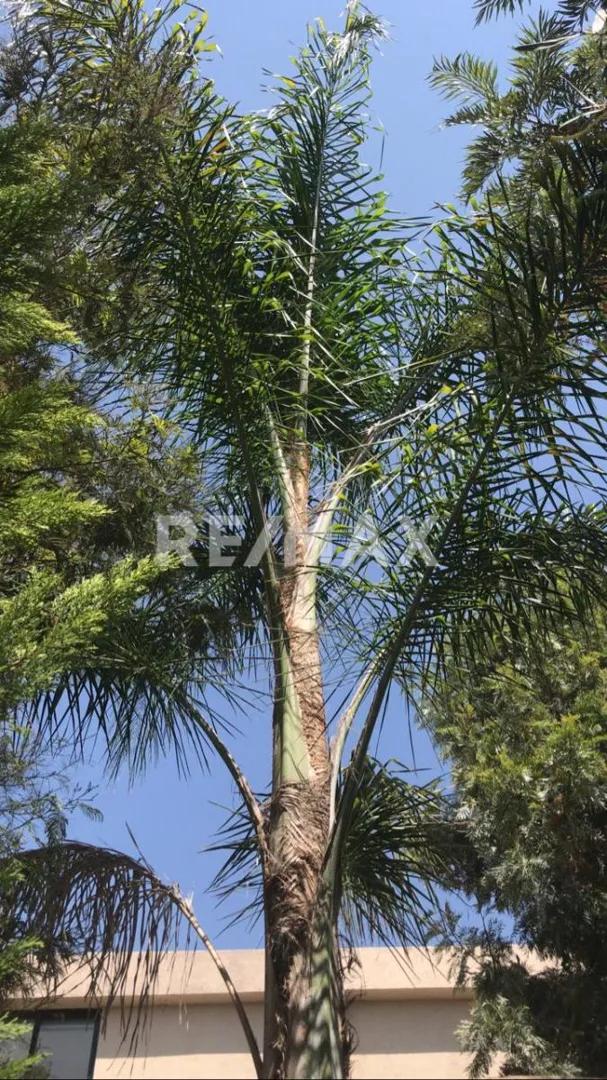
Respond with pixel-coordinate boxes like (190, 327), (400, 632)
(5, 1), (607, 1077)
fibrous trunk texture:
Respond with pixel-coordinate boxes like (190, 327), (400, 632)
(263, 444), (347, 1078)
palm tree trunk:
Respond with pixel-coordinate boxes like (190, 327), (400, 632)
(262, 451), (347, 1076)
(283, 891), (346, 1080)
(263, 776), (347, 1080)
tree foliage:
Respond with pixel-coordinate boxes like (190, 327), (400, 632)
(429, 621), (607, 1077)
(0, 25), (189, 721)
(427, 3), (607, 1074)
(0, 1), (239, 1062)
(432, 0), (607, 196)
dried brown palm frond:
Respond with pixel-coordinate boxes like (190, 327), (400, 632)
(3, 840), (262, 1075)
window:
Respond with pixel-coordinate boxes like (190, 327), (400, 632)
(27, 1011), (100, 1080)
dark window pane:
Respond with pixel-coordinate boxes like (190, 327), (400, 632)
(34, 1014), (97, 1080)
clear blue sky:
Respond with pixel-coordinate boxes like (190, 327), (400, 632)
(71, 1), (533, 946)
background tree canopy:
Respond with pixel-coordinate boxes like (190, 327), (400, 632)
(427, 2), (607, 1074)
(429, 621), (607, 1077)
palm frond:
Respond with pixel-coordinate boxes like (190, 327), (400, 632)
(430, 53), (498, 105)
(474, 0), (597, 25)
(339, 759), (460, 949)
(5, 841), (188, 1043)
(5, 840), (262, 1072)
(19, 563), (268, 772)
(474, 0), (526, 22)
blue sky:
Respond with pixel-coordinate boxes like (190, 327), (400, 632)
(71, 0), (531, 947)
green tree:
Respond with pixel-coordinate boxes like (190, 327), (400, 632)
(0, 758), (51, 1080)
(427, 2), (607, 1076)
(0, 884), (46, 1079)
(429, 624), (607, 1077)
(0, 41), (188, 715)
(4, 2), (607, 1078)
(0, 5), (235, 1058)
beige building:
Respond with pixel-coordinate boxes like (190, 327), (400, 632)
(14, 948), (480, 1079)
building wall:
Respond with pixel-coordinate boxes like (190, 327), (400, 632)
(19, 948), (479, 1080)
(94, 996), (473, 1080)
(95, 1002), (264, 1080)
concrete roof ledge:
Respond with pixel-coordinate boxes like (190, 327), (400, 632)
(13, 947), (483, 1010)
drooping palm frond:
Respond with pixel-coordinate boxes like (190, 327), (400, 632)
(4, 840), (262, 1074)
(5, 842), (186, 1027)
(22, 570), (265, 775)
